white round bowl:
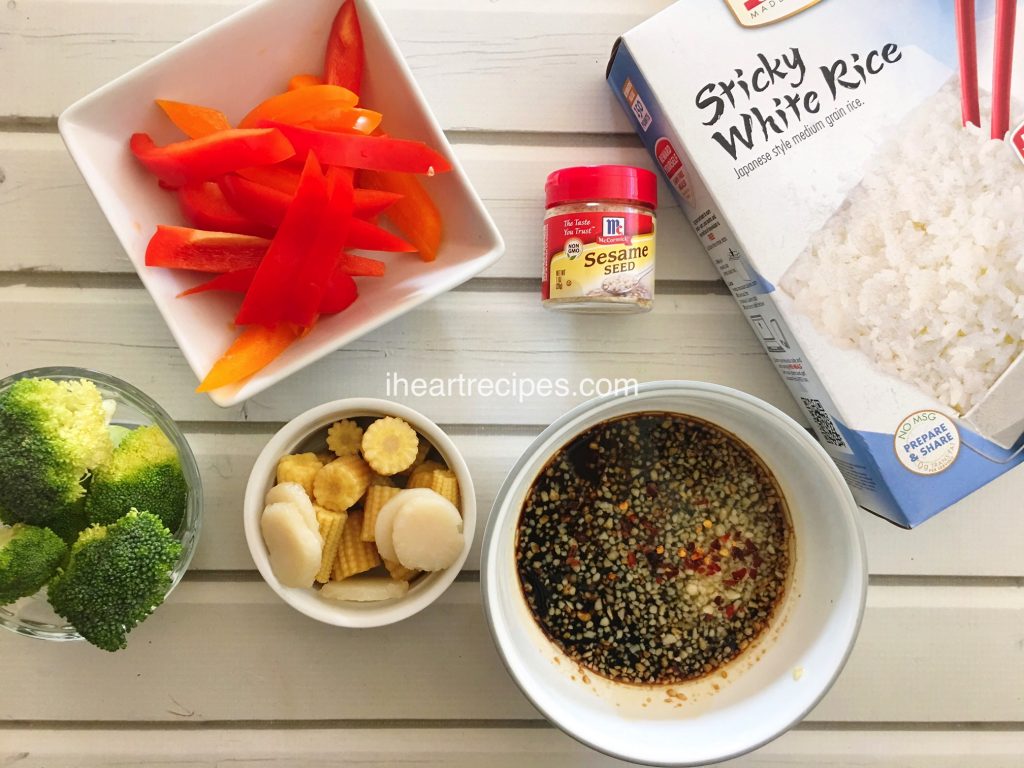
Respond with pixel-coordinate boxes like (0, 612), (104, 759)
(481, 381), (867, 766)
(245, 398), (476, 628)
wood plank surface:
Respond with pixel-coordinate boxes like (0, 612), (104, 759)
(0, 285), (794, 425)
(187, 431), (1024, 577)
(0, 583), (1021, 723)
(0, 0), (671, 131)
(0, 133), (717, 281)
(5, 727), (1024, 768)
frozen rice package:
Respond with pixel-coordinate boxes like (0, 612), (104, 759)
(608, 0), (1024, 527)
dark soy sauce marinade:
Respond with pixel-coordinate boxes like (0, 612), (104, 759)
(516, 413), (792, 686)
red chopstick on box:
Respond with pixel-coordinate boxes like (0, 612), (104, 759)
(956, 0), (981, 127)
(992, 0), (1017, 139)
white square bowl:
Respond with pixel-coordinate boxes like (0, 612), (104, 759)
(58, 0), (504, 408)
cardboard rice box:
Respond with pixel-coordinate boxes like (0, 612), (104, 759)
(608, 0), (1024, 526)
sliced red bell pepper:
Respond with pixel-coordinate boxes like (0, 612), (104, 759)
(130, 129), (295, 187)
(239, 85), (359, 129)
(177, 182), (275, 238)
(361, 170), (443, 261)
(288, 74), (325, 91)
(285, 170), (355, 327)
(348, 218), (416, 252)
(224, 171), (402, 226)
(178, 253), (383, 301)
(351, 189), (402, 219)
(321, 272), (358, 315)
(219, 174), (292, 229)
(265, 122), (451, 175)
(338, 252), (386, 277)
(156, 100), (232, 139)
(235, 165), (302, 195)
(324, 0), (364, 95)
(196, 324), (302, 393)
(236, 154), (330, 327)
(178, 268), (257, 298)
(146, 226), (270, 273)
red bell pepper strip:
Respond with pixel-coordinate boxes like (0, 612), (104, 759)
(285, 170), (355, 327)
(177, 182), (275, 238)
(178, 252), (385, 301)
(196, 324), (302, 393)
(235, 165), (302, 195)
(324, 0), (364, 95)
(145, 226), (270, 273)
(321, 272), (358, 315)
(219, 174), (292, 229)
(130, 129), (295, 187)
(265, 122), (451, 175)
(224, 171), (402, 226)
(338, 252), (386, 277)
(361, 170), (443, 262)
(288, 74), (325, 91)
(352, 189), (403, 219)
(348, 217), (416, 252)
(239, 85), (359, 129)
(178, 268), (257, 298)
(236, 153), (330, 327)
(156, 100), (232, 139)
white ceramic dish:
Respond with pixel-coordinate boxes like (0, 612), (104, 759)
(481, 381), (867, 767)
(58, 0), (504, 408)
(244, 398), (475, 628)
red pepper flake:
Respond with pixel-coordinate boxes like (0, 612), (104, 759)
(749, 568), (758, 579)
(732, 568), (748, 581)
(720, 533), (732, 542)
(627, 552), (637, 568)
(725, 604), (737, 619)
(723, 578), (737, 587)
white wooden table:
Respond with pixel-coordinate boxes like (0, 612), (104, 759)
(1, 1), (1023, 765)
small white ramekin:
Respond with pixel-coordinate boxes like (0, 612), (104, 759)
(481, 381), (867, 766)
(245, 398), (475, 628)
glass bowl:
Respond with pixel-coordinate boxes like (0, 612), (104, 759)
(0, 367), (202, 642)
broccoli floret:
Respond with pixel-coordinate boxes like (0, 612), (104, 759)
(0, 524), (68, 605)
(85, 425), (188, 532)
(0, 378), (113, 530)
(48, 510), (182, 652)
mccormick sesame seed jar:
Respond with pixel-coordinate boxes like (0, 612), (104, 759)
(542, 165), (658, 314)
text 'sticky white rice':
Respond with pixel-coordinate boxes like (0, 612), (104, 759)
(782, 80), (1024, 414)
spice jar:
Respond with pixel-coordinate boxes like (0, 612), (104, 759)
(542, 165), (658, 313)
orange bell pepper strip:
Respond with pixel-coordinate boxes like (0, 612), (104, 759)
(239, 85), (359, 129)
(361, 171), (443, 262)
(288, 74), (325, 91)
(196, 324), (301, 392)
(301, 106), (382, 135)
(156, 100), (232, 139)
(324, 0), (364, 95)
(130, 129), (295, 187)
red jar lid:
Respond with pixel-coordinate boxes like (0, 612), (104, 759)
(545, 165), (658, 209)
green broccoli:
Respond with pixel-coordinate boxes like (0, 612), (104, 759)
(0, 378), (113, 533)
(85, 425), (187, 532)
(48, 510), (182, 652)
(0, 524), (68, 605)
